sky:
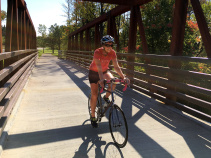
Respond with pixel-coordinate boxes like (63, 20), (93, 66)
(1, 0), (67, 36)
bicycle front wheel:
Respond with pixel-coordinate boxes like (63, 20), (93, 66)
(109, 104), (128, 148)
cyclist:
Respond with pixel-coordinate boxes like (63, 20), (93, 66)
(88, 35), (129, 128)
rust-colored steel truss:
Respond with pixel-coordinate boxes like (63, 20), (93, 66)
(4, 0), (36, 52)
(82, 0), (152, 6)
(70, 0), (211, 58)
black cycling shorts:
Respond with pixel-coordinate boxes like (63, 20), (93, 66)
(88, 70), (108, 84)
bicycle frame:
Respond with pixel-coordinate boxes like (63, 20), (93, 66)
(97, 79), (127, 119)
(97, 84), (114, 118)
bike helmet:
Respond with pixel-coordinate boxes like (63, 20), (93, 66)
(101, 35), (115, 45)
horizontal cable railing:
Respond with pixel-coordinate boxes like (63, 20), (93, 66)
(59, 50), (211, 122)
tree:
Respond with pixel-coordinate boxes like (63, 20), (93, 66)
(1, 10), (6, 21)
(62, 0), (74, 26)
(37, 24), (47, 53)
(47, 24), (63, 53)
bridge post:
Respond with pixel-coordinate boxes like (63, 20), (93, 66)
(107, 12), (114, 37)
(107, 13), (119, 52)
(0, 0), (2, 69)
(134, 5), (156, 94)
(5, 0), (19, 67)
(167, 0), (188, 103)
(191, 0), (211, 58)
(127, 6), (137, 85)
(75, 33), (78, 50)
(18, 8), (23, 50)
(95, 24), (100, 49)
(0, 0), (2, 53)
(135, 6), (148, 54)
(72, 36), (74, 50)
(23, 9), (26, 50)
(85, 29), (91, 51)
(26, 18), (29, 49)
(170, 0), (188, 56)
(68, 36), (71, 51)
(80, 32), (84, 50)
(112, 17), (120, 52)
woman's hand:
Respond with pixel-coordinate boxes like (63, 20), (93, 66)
(123, 77), (130, 85)
(99, 79), (105, 88)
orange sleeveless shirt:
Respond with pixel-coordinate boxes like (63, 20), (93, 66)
(89, 47), (117, 72)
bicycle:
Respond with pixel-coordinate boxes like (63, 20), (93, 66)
(88, 78), (129, 148)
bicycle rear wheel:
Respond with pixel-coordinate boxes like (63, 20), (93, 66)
(109, 104), (128, 148)
(88, 92), (100, 122)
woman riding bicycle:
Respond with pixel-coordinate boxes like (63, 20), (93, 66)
(88, 35), (129, 128)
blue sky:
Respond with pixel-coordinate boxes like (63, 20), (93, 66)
(1, 0), (67, 36)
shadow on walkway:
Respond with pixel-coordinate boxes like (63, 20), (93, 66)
(57, 59), (211, 157)
(2, 56), (210, 157)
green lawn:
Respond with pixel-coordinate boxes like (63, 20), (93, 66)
(38, 48), (59, 57)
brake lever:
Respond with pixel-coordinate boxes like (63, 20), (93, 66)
(123, 84), (127, 91)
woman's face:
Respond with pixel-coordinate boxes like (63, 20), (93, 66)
(103, 42), (113, 53)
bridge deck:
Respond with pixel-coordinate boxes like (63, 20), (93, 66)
(0, 54), (210, 158)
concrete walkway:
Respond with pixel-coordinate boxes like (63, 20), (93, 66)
(0, 54), (210, 158)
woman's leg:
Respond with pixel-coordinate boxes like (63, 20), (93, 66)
(103, 71), (116, 98)
(90, 83), (99, 117)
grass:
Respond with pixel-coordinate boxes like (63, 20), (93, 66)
(38, 48), (59, 57)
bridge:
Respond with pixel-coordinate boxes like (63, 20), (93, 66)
(0, 0), (211, 157)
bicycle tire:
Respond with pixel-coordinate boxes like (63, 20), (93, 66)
(109, 104), (128, 148)
(88, 92), (100, 122)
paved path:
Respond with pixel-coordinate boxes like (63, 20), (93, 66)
(0, 54), (211, 158)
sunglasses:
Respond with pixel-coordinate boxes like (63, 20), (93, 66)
(104, 44), (113, 47)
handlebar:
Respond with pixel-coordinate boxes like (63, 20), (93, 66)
(99, 78), (128, 93)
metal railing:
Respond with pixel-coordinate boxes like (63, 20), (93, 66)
(0, 0), (37, 136)
(59, 50), (211, 122)
(0, 49), (37, 136)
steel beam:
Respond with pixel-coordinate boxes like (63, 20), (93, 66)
(82, 0), (152, 6)
(127, 6), (137, 80)
(68, 36), (71, 50)
(95, 25), (100, 49)
(69, 0), (152, 37)
(170, 0), (188, 56)
(135, 6), (148, 54)
(80, 32), (84, 50)
(0, 0), (2, 53)
(191, 0), (211, 58)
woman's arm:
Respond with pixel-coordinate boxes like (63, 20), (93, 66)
(94, 58), (105, 87)
(112, 58), (125, 79)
